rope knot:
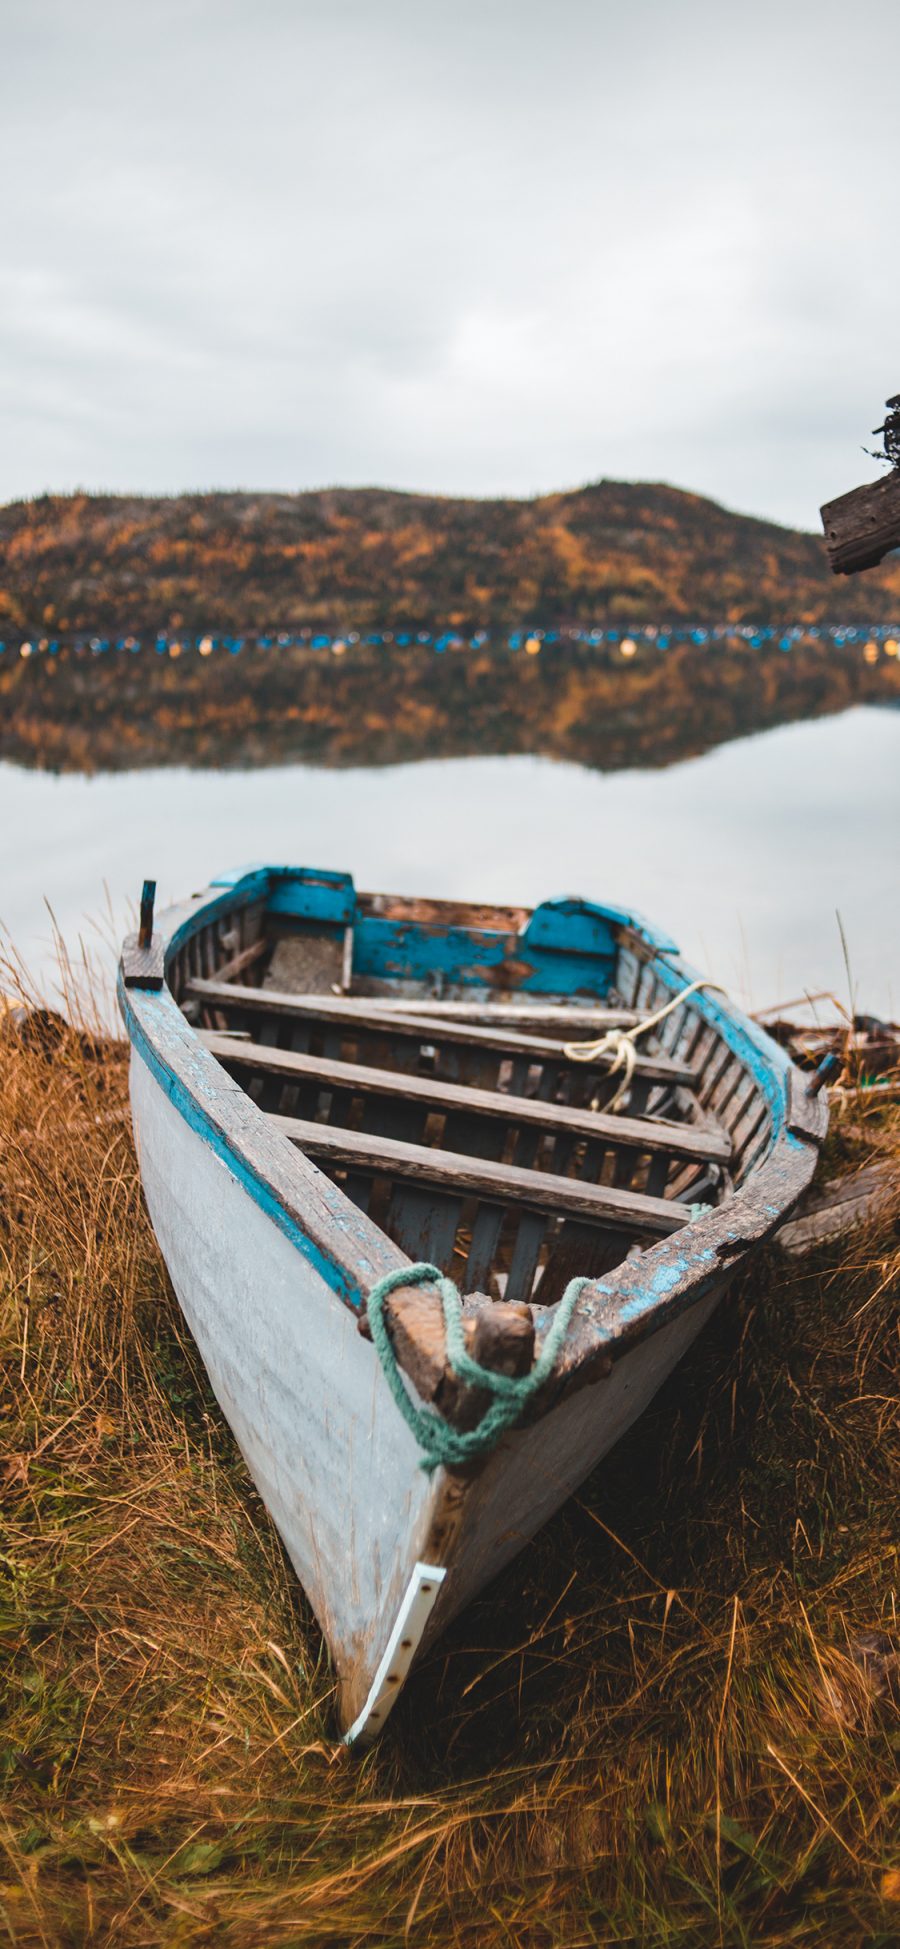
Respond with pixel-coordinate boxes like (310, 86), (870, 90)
(366, 1263), (588, 1472)
(562, 976), (723, 1110)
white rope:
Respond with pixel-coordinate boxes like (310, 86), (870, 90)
(561, 977), (724, 1111)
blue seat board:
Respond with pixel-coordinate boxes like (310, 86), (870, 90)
(350, 916), (616, 995)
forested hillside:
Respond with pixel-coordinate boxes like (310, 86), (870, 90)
(2, 480), (898, 635)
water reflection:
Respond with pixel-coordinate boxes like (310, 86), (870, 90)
(4, 639), (899, 776)
(1, 705), (897, 1018)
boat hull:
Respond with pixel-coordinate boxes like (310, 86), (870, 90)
(130, 1047), (442, 1721)
(132, 1041), (728, 1734)
(120, 867), (827, 1739)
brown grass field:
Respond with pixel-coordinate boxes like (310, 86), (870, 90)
(1, 959), (898, 1948)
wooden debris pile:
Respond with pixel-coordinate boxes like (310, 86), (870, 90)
(761, 1007), (899, 1257)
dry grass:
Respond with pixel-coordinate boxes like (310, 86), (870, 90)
(1, 967), (898, 1948)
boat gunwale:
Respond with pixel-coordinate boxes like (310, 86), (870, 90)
(117, 866), (827, 1398)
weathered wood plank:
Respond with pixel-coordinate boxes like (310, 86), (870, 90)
(267, 1115), (692, 1235)
(188, 979), (695, 1085)
(785, 1065), (829, 1146)
(121, 931), (165, 990)
(538, 1218), (628, 1309)
(504, 1212), (546, 1304)
(776, 1160), (895, 1256)
(345, 998), (647, 1030)
(646, 1152), (670, 1199)
(708, 1055), (745, 1119)
(213, 935), (269, 984)
(384, 1185), (463, 1272)
(359, 891), (531, 932)
(698, 1040), (735, 1108)
(441, 1105), (507, 1163)
(730, 1096), (769, 1165)
(464, 1202), (506, 1290)
(820, 470), (900, 574)
(201, 1031), (729, 1164)
(469, 1301), (535, 1374)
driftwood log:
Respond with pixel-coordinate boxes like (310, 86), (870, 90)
(821, 398), (900, 574)
(821, 469), (900, 575)
(776, 1159), (896, 1257)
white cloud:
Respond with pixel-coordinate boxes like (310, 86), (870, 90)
(2, 0), (898, 523)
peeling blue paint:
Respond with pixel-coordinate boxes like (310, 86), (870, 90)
(649, 1262), (689, 1296)
(352, 914), (616, 995)
(266, 869), (356, 924)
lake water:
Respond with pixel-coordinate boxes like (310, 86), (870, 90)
(2, 703), (898, 1021)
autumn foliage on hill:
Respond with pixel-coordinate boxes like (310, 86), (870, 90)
(2, 481), (900, 635)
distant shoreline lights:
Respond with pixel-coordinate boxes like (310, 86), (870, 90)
(6, 624), (900, 662)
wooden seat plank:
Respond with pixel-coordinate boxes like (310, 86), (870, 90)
(188, 978), (694, 1086)
(266, 1114), (692, 1236)
(344, 998), (648, 1030)
(200, 1031), (731, 1164)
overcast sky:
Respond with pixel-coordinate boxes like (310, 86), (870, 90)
(2, 0), (898, 528)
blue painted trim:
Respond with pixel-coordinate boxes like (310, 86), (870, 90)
(505, 958), (617, 997)
(647, 948), (790, 1136)
(522, 899), (619, 960)
(523, 898), (679, 959)
(118, 971), (367, 1308)
(556, 1129), (799, 1347)
(267, 874), (356, 924)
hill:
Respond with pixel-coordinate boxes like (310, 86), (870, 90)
(2, 481), (899, 635)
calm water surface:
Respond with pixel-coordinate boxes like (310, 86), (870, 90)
(2, 704), (898, 1019)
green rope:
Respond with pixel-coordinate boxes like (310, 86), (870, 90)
(366, 1263), (590, 1473)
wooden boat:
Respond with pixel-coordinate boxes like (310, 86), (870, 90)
(118, 866), (828, 1742)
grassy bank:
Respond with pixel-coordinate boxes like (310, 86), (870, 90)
(1, 974), (898, 1947)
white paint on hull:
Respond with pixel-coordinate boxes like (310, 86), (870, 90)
(130, 1048), (440, 1717)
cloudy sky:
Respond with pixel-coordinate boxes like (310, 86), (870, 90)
(3, 0), (898, 528)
